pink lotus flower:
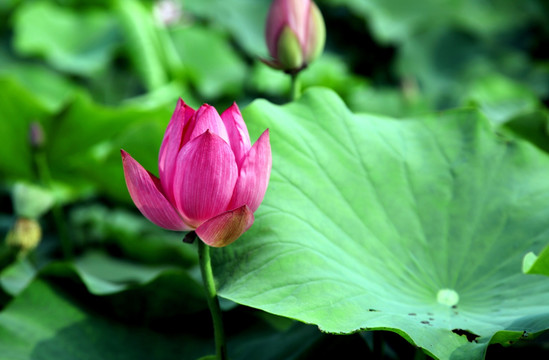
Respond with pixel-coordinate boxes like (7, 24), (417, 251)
(264, 0), (325, 72)
(121, 100), (272, 247)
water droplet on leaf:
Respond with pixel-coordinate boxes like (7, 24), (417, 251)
(437, 288), (459, 307)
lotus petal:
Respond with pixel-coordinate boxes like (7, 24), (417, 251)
(173, 131), (238, 226)
(221, 102), (251, 166)
(121, 150), (191, 231)
(184, 104), (229, 146)
(229, 130), (272, 212)
(196, 205), (254, 247)
(158, 98), (195, 203)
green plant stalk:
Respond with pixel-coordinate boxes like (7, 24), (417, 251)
(34, 151), (72, 259)
(198, 240), (227, 360)
(290, 72), (301, 101)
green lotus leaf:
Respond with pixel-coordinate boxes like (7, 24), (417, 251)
(13, 1), (120, 76)
(213, 88), (549, 360)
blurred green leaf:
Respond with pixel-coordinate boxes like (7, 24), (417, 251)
(0, 81), (176, 201)
(12, 182), (55, 219)
(251, 55), (432, 117)
(320, 0), (549, 109)
(0, 260), (323, 359)
(71, 250), (179, 295)
(252, 55), (367, 100)
(69, 204), (197, 267)
(13, 1), (120, 76)
(321, 0), (535, 43)
(45, 93), (172, 202)
(171, 25), (247, 99)
(0, 245), (197, 300)
(123, 81), (199, 110)
(214, 88), (549, 360)
(185, 0), (270, 56)
(250, 61), (291, 97)
(115, 0), (171, 91)
(0, 278), (211, 359)
(465, 75), (540, 125)
(348, 84), (431, 117)
(397, 27), (483, 108)
(0, 0), (19, 12)
(229, 323), (322, 360)
(300, 55), (367, 96)
(0, 78), (49, 180)
(502, 111), (549, 153)
(0, 257), (35, 296)
(0, 63), (78, 112)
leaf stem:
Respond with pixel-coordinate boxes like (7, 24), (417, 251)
(198, 239), (227, 360)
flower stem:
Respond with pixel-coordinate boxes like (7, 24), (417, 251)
(198, 240), (227, 360)
(290, 72), (301, 101)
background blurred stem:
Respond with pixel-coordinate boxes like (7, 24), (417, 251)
(33, 150), (72, 259)
(198, 239), (227, 360)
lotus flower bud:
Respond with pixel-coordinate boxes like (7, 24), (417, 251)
(6, 218), (42, 252)
(121, 99), (272, 247)
(264, 0), (326, 73)
(29, 121), (45, 150)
